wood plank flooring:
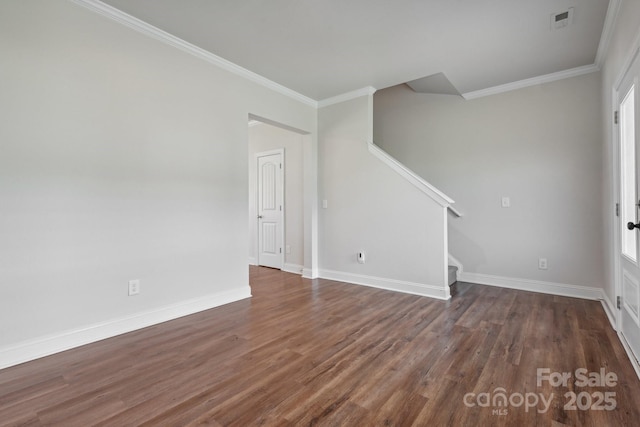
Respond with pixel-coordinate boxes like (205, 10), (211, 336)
(1, 266), (639, 426)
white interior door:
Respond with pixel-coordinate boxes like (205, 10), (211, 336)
(618, 50), (640, 365)
(257, 150), (284, 269)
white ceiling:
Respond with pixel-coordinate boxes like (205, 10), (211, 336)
(99, 0), (611, 101)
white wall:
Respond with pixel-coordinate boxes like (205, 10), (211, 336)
(318, 95), (449, 299)
(601, 0), (640, 308)
(248, 123), (304, 272)
(0, 0), (316, 366)
(374, 73), (604, 290)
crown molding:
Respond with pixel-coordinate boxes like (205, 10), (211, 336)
(69, 0), (613, 108)
(595, 0), (622, 67)
(318, 86), (377, 108)
(69, 0), (318, 108)
(461, 64), (600, 100)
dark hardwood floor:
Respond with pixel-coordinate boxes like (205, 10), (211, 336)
(1, 266), (639, 426)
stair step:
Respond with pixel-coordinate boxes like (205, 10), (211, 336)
(448, 265), (458, 287)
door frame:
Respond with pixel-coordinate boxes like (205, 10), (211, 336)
(612, 43), (640, 379)
(249, 113), (318, 278)
(255, 148), (285, 269)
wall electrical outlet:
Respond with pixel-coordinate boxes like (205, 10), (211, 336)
(128, 279), (140, 296)
(286, 245), (291, 254)
(357, 252), (366, 264)
(501, 196), (511, 208)
(538, 258), (548, 270)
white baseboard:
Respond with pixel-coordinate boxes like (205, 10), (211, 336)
(617, 331), (640, 380)
(250, 260), (302, 275)
(319, 269), (450, 300)
(598, 293), (640, 380)
(283, 263), (304, 275)
(302, 268), (319, 279)
(457, 272), (603, 300)
(600, 292), (617, 330)
(0, 287), (251, 370)
(601, 295), (640, 380)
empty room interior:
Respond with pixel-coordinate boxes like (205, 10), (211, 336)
(3, 0), (640, 425)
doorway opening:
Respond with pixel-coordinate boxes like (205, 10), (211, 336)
(248, 118), (306, 274)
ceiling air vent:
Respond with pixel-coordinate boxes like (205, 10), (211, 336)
(551, 8), (574, 30)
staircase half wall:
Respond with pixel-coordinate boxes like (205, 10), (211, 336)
(317, 90), (454, 300)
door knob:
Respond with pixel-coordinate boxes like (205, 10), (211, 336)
(258, 215), (263, 219)
(627, 222), (639, 230)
